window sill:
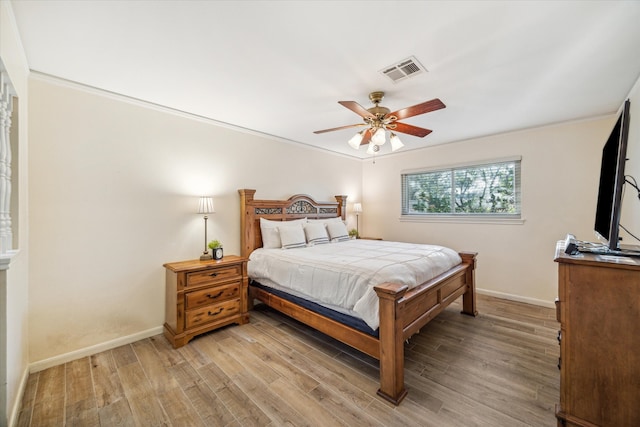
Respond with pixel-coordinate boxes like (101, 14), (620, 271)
(399, 215), (525, 225)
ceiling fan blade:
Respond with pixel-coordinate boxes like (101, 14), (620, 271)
(313, 123), (367, 134)
(388, 98), (446, 121)
(391, 122), (433, 138)
(338, 101), (375, 119)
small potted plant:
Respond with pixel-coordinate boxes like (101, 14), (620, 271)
(208, 239), (223, 260)
(349, 229), (359, 239)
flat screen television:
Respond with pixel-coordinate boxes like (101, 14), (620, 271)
(594, 99), (630, 251)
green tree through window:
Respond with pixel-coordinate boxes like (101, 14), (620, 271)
(402, 159), (521, 216)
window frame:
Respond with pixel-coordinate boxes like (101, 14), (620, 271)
(400, 156), (524, 225)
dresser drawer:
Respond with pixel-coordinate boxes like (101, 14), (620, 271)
(186, 282), (240, 309)
(186, 299), (240, 328)
(186, 264), (242, 287)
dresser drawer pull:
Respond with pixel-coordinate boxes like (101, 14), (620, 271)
(209, 272), (219, 277)
(208, 308), (224, 317)
(557, 330), (562, 343)
(206, 291), (224, 299)
(557, 357), (561, 370)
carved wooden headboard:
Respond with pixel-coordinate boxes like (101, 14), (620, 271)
(238, 189), (347, 258)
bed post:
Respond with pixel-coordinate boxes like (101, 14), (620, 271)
(459, 252), (478, 316)
(374, 282), (409, 405)
(238, 189), (256, 259)
(334, 195), (347, 221)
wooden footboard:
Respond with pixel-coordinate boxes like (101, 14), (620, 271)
(375, 251), (477, 404)
(239, 189), (477, 405)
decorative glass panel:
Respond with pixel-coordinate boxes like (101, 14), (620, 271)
(286, 200), (316, 214)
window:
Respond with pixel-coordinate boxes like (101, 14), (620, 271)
(401, 158), (521, 219)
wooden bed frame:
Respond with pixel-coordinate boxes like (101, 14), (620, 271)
(238, 189), (477, 405)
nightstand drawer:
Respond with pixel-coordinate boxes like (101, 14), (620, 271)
(186, 282), (240, 309)
(186, 264), (242, 287)
(186, 299), (240, 328)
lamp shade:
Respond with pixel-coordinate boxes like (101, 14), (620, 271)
(353, 203), (362, 214)
(348, 132), (364, 150)
(366, 143), (380, 155)
(390, 133), (404, 152)
(371, 127), (386, 146)
(197, 196), (215, 214)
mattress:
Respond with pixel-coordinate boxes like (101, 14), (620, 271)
(248, 239), (462, 330)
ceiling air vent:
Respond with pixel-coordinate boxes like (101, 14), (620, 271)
(380, 56), (427, 83)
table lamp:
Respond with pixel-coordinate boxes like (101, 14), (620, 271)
(198, 196), (214, 260)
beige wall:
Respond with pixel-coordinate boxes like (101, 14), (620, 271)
(27, 75), (363, 366)
(362, 116), (616, 306)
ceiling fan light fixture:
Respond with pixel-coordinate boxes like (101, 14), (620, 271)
(366, 143), (380, 155)
(348, 131), (364, 149)
(371, 127), (386, 146)
(390, 133), (404, 152)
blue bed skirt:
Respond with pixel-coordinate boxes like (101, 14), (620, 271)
(250, 280), (379, 338)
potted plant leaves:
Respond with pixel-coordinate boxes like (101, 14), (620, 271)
(208, 239), (223, 260)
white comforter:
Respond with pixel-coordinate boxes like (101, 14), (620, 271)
(248, 239), (461, 330)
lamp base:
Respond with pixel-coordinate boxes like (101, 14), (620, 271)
(200, 252), (212, 261)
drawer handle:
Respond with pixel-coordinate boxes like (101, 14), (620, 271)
(557, 357), (561, 370)
(557, 330), (562, 343)
(206, 291), (224, 299)
(207, 308), (224, 317)
(209, 272), (219, 277)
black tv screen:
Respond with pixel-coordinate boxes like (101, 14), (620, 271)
(594, 99), (630, 251)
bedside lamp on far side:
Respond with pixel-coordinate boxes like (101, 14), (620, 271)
(353, 202), (362, 237)
(198, 196), (215, 260)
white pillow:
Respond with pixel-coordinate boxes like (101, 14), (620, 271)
(307, 217), (343, 225)
(303, 222), (330, 245)
(278, 224), (307, 249)
(326, 221), (350, 243)
(260, 217), (307, 249)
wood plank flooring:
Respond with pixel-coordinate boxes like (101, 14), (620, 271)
(16, 295), (560, 426)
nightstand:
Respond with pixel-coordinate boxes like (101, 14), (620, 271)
(359, 237), (382, 240)
(163, 255), (249, 348)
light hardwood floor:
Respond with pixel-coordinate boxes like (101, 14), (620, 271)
(17, 295), (560, 426)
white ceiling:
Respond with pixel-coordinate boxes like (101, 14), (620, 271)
(9, 1), (640, 159)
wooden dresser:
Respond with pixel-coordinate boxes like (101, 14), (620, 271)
(554, 243), (640, 427)
(163, 255), (249, 348)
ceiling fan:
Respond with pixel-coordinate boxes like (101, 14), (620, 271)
(314, 91), (445, 153)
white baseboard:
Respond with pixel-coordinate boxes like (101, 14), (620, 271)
(29, 326), (164, 373)
(8, 366), (29, 427)
(477, 288), (556, 309)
